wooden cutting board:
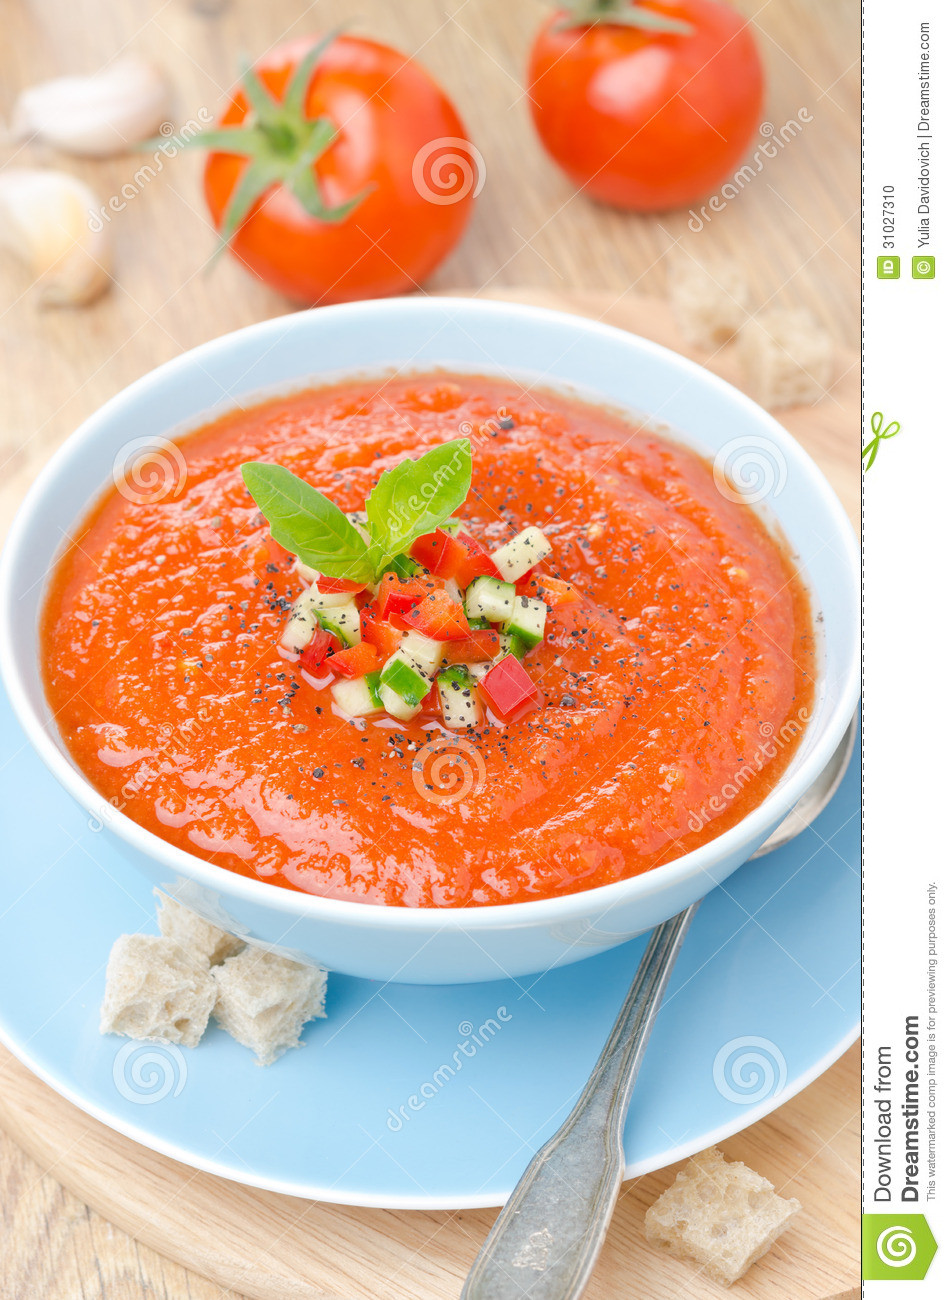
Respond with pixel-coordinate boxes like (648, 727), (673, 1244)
(0, 288), (859, 1299)
(0, 1043), (859, 1300)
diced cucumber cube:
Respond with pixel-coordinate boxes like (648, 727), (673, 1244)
(468, 660), (493, 683)
(379, 683), (422, 722)
(295, 557), (319, 584)
(467, 615), (491, 630)
(465, 576), (516, 624)
(380, 553), (420, 580)
(316, 602), (360, 647)
(365, 671), (383, 708)
(498, 631), (529, 661)
(399, 631), (444, 675)
(302, 581), (356, 611)
(437, 667), (482, 730)
(280, 595), (318, 652)
(440, 665), (471, 686)
(331, 675), (384, 717)
(295, 562), (367, 596)
(490, 526), (552, 582)
(381, 655), (431, 707)
(504, 595), (547, 649)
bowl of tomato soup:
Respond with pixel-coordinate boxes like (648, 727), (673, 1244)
(0, 298), (858, 984)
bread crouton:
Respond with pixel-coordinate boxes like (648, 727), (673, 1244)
(99, 934), (216, 1049)
(668, 260), (751, 351)
(155, 891), (245, 966)
(736, 307), (834, 409)
(644, 1146), (801, 1286)
(212, 947), (327, 1066)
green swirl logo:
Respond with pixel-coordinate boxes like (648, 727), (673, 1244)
(862, 1214), (937, 1280)
(877, 1224), (917, 1267)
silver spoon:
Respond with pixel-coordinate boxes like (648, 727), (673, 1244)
(461, 713), (858, 1300)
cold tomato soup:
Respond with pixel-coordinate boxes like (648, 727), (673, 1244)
(42, 375), (814, 907)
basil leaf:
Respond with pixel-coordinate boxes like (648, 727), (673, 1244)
(240, 462), (374, 582)
(364, 439), (472, 576)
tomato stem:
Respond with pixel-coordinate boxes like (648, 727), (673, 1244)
(553, 0), (693, 35)
(149, 31), (372, 246)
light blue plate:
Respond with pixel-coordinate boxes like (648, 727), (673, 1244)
(0, 687), (859, 1209)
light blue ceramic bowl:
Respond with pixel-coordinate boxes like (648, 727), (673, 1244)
(0, 298), (859, 984)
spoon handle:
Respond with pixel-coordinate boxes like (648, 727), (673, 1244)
(460, 903), (698, 1300)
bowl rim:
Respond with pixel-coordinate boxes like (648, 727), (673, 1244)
(0, 295), (861, 931)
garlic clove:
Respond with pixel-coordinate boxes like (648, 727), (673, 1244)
(0, 168), (112, 307)
(11, 56), (171, 159)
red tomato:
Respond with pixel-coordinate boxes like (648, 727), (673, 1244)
(203, 34), (478, 303)
(527, 0), (764, 211)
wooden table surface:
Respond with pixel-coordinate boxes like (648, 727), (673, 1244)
(0, 1), (859, 1297)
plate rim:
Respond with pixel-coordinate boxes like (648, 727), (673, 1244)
(0, 1011), (859, 1209)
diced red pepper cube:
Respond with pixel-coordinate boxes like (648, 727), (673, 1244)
(376, 573), (432, 619)
(403, 589), (470, 640)
(410, 529), (453, 572)
(441, 628), (500, 664)
(385, 607), (416, 631)
(298, 629), (334, 675)
(452, 533), (500, 588)
(479, 654), (538, 719)
(360, 610), (404, 660)
(410, 530), (499, 588)
(419, 681), (441, 713)
(329, 641), (380, 678)
(429, 533), (466, 579)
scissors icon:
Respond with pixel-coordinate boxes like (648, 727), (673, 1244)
(862, 411), (900, 471)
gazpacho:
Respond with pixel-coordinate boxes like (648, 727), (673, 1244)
(41, 374), (814, 906)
